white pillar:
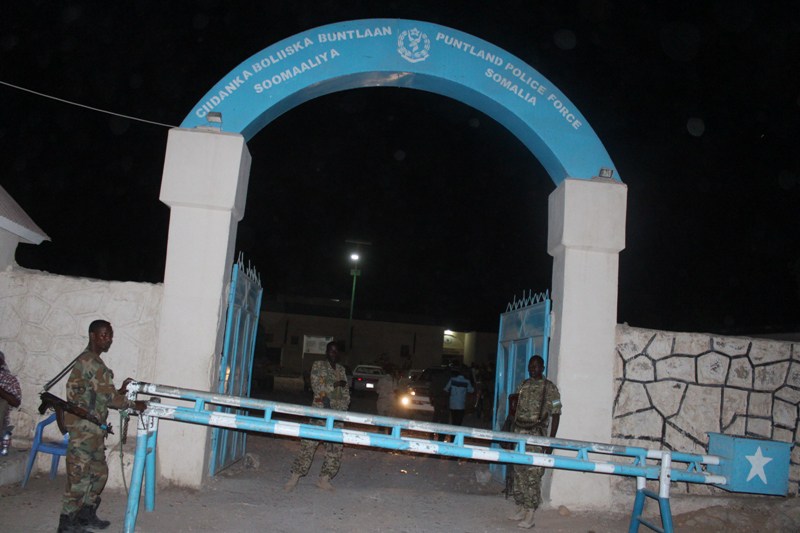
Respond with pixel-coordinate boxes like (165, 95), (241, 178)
(154, 128), (251, 486)
(0, 230), (20, 270)
(546, 178), (627, 509)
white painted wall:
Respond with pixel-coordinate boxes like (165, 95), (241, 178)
(0, 267), (162, 487)
(0, 230), (21, 270)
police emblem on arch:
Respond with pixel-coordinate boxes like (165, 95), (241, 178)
(397, 28), (430, 63)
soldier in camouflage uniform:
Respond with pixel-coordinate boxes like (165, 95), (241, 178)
(58, 320), (146, 533)
(284, 341), (350, 492)
(508, 355), (562, 529)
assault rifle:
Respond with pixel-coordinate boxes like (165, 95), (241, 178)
(502, 414), (515, 498)
(38, 391), (113, 435)
(501, 393), (520, 499)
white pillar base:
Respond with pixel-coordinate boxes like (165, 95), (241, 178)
(153, 128), (251, 486)
(546, 178), (627, 509)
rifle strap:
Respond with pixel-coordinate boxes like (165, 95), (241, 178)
(42, 353), (83, 392)
(538, 380), (548, 422)
(120, 411), (130, 445)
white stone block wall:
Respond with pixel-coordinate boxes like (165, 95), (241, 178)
(0, 267), (162, 486)
(613, 324), (799, 497)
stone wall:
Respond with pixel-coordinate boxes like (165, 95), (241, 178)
(5, 265), (798, 499)
(613, 324), (799, 496)
(0, 267), (162, 486)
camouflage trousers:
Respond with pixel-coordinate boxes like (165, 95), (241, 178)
(62, 422), (108, 515)
(512, 459), (545, 510)
(512, 427), (547, 510)
(291, 419), (344, 479)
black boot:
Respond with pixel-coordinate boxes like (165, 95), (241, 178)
(76, 498), (110, 530)
(57, 513), (90, 533)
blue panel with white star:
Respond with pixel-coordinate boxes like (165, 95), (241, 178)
(707, 433), (792, 496)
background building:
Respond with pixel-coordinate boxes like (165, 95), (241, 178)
(254, 294), (497, 381)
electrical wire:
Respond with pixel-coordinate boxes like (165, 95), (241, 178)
(0, 79), (178, 129)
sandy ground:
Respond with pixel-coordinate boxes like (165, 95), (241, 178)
(0, 433), (628, 532)
(2, 390), (798, 532)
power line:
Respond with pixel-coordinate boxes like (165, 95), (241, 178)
(0, 80), (178, 129)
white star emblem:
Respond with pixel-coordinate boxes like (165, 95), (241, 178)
(745, 446), (773, 484)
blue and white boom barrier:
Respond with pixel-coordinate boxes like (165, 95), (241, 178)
(122, 382), (792, 533)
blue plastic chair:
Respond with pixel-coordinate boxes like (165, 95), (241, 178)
(21, 413), (69, 488)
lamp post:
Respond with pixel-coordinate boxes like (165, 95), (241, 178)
(347, 253), (360, 350)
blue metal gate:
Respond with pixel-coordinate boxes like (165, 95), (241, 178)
(491, 290), (551, 482)
(209, 255), (263, 476)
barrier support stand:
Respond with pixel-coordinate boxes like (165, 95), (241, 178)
(124, 414), (149, 533)
(628, 452), (673, 533)
(145, 403), (160, 512)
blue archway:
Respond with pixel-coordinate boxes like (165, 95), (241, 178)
(180, 19), (621, 185)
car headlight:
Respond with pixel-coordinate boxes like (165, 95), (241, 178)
(400, 396), (410, 406)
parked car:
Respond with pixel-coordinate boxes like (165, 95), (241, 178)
(397, 366), (453, 416)
(351, 364), (387, 392)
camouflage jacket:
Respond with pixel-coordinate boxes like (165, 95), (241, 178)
(513, 377), (561, 434)
(310, 359), (350, 411)
(65, 348), (131, 428)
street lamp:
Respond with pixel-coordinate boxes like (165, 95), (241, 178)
(348, 253), (360, 349)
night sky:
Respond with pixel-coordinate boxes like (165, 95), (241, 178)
(1, 2), (798, 334)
